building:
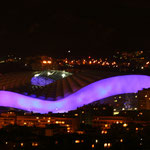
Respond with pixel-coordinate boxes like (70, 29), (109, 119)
(138, 88), (150, 110)
(0, 111), (80, 133)
(0, 70), (150, 113)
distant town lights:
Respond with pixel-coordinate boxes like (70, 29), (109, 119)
(42, 60), (52, 64)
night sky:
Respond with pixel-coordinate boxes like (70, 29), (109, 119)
(1, 0), (150, 57)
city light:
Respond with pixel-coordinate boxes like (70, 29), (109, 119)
(123, 123), (128, 127)
(47, 60), (52, 64)
(43, 60), (47, 64)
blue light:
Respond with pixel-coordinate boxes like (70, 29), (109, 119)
(31, 76), (54, 86)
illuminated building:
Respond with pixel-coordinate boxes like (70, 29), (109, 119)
(0, 75), (150, 113)
(138, 88), (150, 110)
(92, 116), (128, 129)
(0, 111), (79, 132)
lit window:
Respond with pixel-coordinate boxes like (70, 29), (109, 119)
(116, 121), (119, 124)
(123, 123), (128, 127)
(92, 144), (94, 148)
(105, 124), (108, 127)
(107, 143), (111, 147)
(136, 128), (138, 131)
(104, 143), (107, 148)
(62, 121), (65, 124)
(74, 114), (78, 116)
(75, 140), (80, 143)
(89, 61), (92, 64)
(43, 60), (47, 64)
(32, 142), (38, 147)
(103, 107), (106, 110)
(47, 61), (52, 64)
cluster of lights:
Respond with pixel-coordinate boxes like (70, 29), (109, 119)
(101, 130), (107, 134)
(42, 60), (52, 64)
(75, 140), (84, 144)
(104, 143), (111, 148)
(62, 57), (118, 67)
(55, 121), (65, 124)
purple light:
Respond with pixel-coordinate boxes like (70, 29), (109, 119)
(31, 76), (54, 86)
(0, 75), (150, 113)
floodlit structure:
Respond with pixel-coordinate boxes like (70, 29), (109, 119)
(0, 74), (150, 113)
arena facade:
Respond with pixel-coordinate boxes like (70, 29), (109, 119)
(0, 70), (150, 113)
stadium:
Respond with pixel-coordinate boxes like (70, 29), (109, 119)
(0, 70), (150, 113)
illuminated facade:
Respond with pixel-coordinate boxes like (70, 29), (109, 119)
(138, 88), (150, 110)
(0, 75), (150, 113)
(0, 111), (79, 133)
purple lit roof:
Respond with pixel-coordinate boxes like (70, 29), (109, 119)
(0, 75), (150, 113)
(31, 76), (54, 86)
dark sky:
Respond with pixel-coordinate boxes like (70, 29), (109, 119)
(0, 0), (150, 57)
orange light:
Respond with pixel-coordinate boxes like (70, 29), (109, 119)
(101, 130), (107, 134)
(83, 61), (86, 64)
(32, 142), (38, 147)
(136, 128), (138, 131)
(104, 143), (107, 148)
(43, 60), (47, 64)
(123, 123), (128, 127)
(105, 124), (108, 127)
(75, 140), (80, 143)
(104, 130), (107, 134)
(89, 61), (92, 64)
(47, 60), (52, 64)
